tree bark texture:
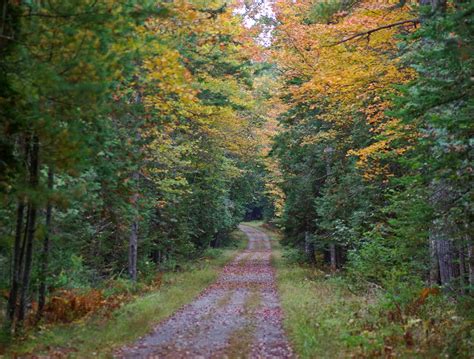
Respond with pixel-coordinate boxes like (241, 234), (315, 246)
(429, 238), (440, 285)
(129, 218), (138, 282)
(128, 89), (141, 282)
(18, 135), (39, 324)
(6, 199), (25, 326)
(458, 245), (466, 294)
(37, 168), (54, 320)
(429, 179), (459, 291)
(468, 240), (474, 292)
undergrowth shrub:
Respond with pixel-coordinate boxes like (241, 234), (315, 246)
(336, 272), (473, 357)
(201, 248), (223, 260)
(43, 289), (107, 323)
(282, 247), (307, 265)
(50, 254), (95, 289)
(280, 242), (473, 358)
(31, 274), (164, 326)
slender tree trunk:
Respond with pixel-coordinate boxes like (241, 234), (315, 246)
(324, 146), (337, 270)
(37, 168), (54, 320)
(468, 239), (474, 292)
(458, 245), (466, 294)
(429, 238), (440, 285)
(128, 144), (139, 282)
(433, 229), (457, 291)
(6, 199), (25, 327)
(430, 0), (447, 12)
(18, 203), (30, 290)
(330, 244), (337, 271)
(437, 237), (458, 290)
(16, 139), (32, 290)
(129, 213), (138, 282)
(7, 138), (30, 330)
(337, 247), (344, 268)
(18, 136), (39, 325)
(429, 177), (460, 291)
(18, 204), (36, 324)
(128, 89), (141, 282)
(304, 231), (315, 265)
(419, 0), (446, 11)
(0, 0), (7, 37)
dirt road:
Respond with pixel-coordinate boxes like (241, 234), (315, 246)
(116, 224), (294, 358)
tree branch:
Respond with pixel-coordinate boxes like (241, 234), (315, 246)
(332, 18), (420, 46)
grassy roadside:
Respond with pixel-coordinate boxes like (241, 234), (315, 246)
(247, 222), (360, 357)
(4, 230), (247, 358)
(252, 222), (473, 358)
(273, 248), (367, 358)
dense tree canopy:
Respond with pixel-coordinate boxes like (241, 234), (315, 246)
(0, 0), (472, 355)
(0, 0), (270, 331)
(268, 0), (473, 293)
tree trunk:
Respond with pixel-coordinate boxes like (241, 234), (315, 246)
(6, 199), (25, 327)
(430, 0), (447, 12)
(128, 88), (141, 282)
(37, 168), (54, 320)
(458, 245), (466, 294)
(330, 244), (337, 271)
(418, 0), (446, 11)
(304, 231), (315, 265)
(16, 139), (32, 292)
(429, 238), (440, 285)
(0, 0), (10, 51)
(468, 240), (474, 293)
(17, 203), (30, 291)
(128, 156), (140, 282)
(129, 217), (138, 282)
(436, 237), (459, 290)
(429, 178), (459, 291)
(18, 136), (39, 325)
(128, 138), (140, 282)
(323, 146), (336, 270)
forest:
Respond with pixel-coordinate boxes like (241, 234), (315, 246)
(0, 0), (472, 357)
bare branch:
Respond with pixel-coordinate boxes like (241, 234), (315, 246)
(332, 18), (420, 46)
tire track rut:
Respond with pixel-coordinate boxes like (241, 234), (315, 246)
(116, 224), (294, 358)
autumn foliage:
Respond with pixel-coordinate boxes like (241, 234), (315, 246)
(0, 0), (267, 334)
(0, 0), (472, 357)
